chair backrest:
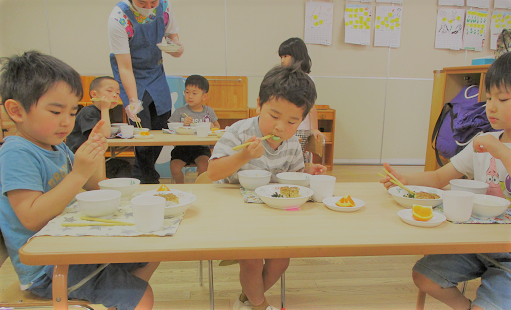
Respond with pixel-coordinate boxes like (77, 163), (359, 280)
(195, 171), (213, 184)
(0, 231), (9, 268)
(306, 135), (324, 158)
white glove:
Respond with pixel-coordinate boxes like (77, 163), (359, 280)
(125, 98), (143, 122)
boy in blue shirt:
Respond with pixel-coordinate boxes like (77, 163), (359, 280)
(0, 51), (158, 310)
(381, 52), (511, 310)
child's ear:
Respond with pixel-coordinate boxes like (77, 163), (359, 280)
(89, 90), (97, 98)
(257, 97), (261, 108)
(3, 99), (25, 123)
(202, 93), (208, 101)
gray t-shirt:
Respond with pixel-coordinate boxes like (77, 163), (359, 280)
(168, 104), (218, 124)
(210, 117), (305, 183)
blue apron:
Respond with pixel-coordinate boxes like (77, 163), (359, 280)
(110, 1), (172, 115)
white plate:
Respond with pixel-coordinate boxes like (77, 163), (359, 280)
(157, 43), (181, 53)
(137, 189), (196, 217)
(323, 196), (365, 212)
(397, 209), (446, 228)
(134, 134), (154, 139)
(255, 184), (313, 209)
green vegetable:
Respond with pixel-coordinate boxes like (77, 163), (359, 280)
(272, 136), (281, 141)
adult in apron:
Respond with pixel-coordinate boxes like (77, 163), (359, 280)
(109, 0), (183, 184)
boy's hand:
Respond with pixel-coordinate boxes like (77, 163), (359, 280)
(99, 96), (111, 111)
(73, 139), (106, 179)
(380, 162), (407, 189)
(88, 120), (108, 151)
(304, 164), (326, 175)
(183, 116), (194, 126)
(241, 135), (265, 159)
(473, 134), (506, 158)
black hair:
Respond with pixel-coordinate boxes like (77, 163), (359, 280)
(259, 64), (317, 119)
(485, 52), (511, 93)
(0, 51), (83, 111)
(185, 75), (209, 93)
(89, 76), (117, 95)
(278, 37), (312, 74)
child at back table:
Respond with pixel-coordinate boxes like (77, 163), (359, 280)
(208, 65), (326, 310)
(0, 51), (158, 310)
(168, 75), (220, 183)
(380, 52), (511, 310)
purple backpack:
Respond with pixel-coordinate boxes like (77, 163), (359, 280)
(431, 85), (496, 166)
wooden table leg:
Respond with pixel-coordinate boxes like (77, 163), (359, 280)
(53, 264), (69, 310)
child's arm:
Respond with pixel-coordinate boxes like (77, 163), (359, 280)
(83, 122), (108, 190)
(7, 123), (107, 231)
(473, 134), (511, 174)
(212, 120), (221, 129)
(98, 97), (113, 138)
(379, 162), (463, 190)
(208, 135), (264, 181)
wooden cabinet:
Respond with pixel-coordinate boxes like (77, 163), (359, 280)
(425, 65), (491, 171)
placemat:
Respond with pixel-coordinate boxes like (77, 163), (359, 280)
(433, 204), (511, 224)
(33, 201), (183, 237)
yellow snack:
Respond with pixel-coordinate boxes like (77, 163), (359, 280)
(335, 195), (356, 207)
(412, 204), (433, 221)
(157, 185), (170, 192)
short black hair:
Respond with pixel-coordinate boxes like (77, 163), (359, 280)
(89, 76), (117, 96)
(0, 51), (82, 111)
(485, 52), (511, 93)
(278, 37), (312, 74)
(185, 75), (209, 93)
(259, 65), (316, 119)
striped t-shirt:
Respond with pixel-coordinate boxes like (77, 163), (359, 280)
(210, 117), (305, 184)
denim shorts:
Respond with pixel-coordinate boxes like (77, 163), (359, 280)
(413, 253), (511, 310)
(29, 263), (149, 310)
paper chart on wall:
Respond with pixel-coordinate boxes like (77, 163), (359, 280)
(344, 4), (372, 45)
(376, 0), (403, 3)
(467, 0), (490, 8)
(435, 8), (465, 50)
(490, 12), (511, 49)
(463, 10), (488, 51)
(304, 2), (334, 45)
(374, 6), (403, 47)
(439, 0), (464, 6)
(495, 0), (511, 9)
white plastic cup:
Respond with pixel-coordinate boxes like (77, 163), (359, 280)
(131, 195), (165, 232)
(196, 126), (209, 138)
(442, 190), (475, 222)
(120, 125), (134, 138)
(309, 175), (336, 202)
(197, 121), (211, 128)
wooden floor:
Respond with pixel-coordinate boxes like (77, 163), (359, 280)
(0, 165), (479, 309)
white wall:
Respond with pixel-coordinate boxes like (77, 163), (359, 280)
(0, 0), (500, 165)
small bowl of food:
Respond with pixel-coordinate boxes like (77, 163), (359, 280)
(110, 126), (120, 136)
(238, 170), (272, 191)
(168, 122), (184, 130)
(276, 172), (312, 187)
(215, 129), (226, 138)
(472, 194), (510, 219)
(98, 178), (140, 199)
(255, 184), (313, 209)
(133, 128), (149, 135)
(388, 186), (443, 209)
(450, 179), (489, 194)
(175, 127), (197, 135)
(138, 189), (196, 217)
(76, 189), (121, 218)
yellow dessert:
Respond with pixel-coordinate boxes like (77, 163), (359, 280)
(157, 185), (170, 192)
(335, 195), (356, 207)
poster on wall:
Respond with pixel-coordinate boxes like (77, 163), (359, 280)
(439, 0), (464, 5)
(304, 1), (334, 45)
(494, 0), (511, 9)
(376, 0), (403, 3)
(435, 8), (465, 50)
(467, 0), (490, 8)
(490, 11), (511, 49)
(344, 4), (372, 45)
(374, 6), (403, 47)
(463, 10), (488, 51)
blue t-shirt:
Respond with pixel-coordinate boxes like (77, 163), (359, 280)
(0, 136), (74, 286)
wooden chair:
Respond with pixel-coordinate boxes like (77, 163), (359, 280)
(0, 232), (93, 309)
(305, 135), (326, 166)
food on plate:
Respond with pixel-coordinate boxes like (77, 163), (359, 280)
(157, 185), (170, 192)
(412, 204), (433, 221)
(211, 128), (219, 132)
(279, 186), (299, 198)
(140, 131), (150, 136)
(154, 193), (179, 204)
(336, 195), (356, 207)
(406, 191), (440, 199)
(271, 192), (284, 198)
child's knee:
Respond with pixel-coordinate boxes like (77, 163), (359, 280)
(412, 270), (436, 291)
(134, 285), (154, 310)
(267, 258), (290, 272)
(239, 259), (264, 272)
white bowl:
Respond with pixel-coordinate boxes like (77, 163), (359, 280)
(450, 179), (489, 194)
(138, 189), (196, 217)
(112, 123), (128, 128)
(98, 178), (140, 199)
(168, 122), (184, 130)
(110, 126), (120, 136)
(214, 130), (226, 138)
(388, 186), (444, 209)
(157, 43), (181, 53)
(133, 128), (149, 135)
(472, 194), (510, 219)
(238, 170), (272, 190)
(276, 172), (312, 187)
(255, 184), (314, 209)
(76, 189), (121, 218)
(175, 127), (197, 135)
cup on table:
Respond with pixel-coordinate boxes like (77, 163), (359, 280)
(197, 121), (211, 128)
(130, 195), (165, 232)
(120, 125), (134, 138)
(196, 126), (209, 138)
(309, 175), (336, 202)
(442, 190), (475, 222)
